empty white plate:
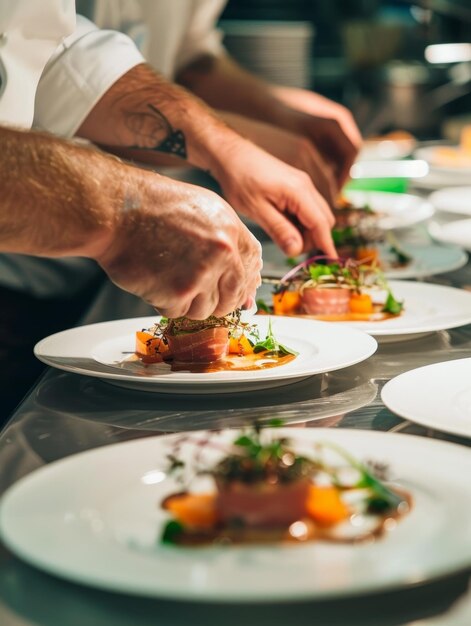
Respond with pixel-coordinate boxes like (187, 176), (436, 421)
(382, 358), (471, 438)
(429, 218), (471, 251)
(429, 187), (471, 216)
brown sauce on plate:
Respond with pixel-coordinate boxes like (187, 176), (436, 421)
(122, 351), (295, 373)
(161, 489), (412, 547)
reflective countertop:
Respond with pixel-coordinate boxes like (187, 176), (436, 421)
(0, 228), (470, 626)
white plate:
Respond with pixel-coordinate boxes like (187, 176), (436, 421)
(343, 190), (434, 230)
(379, 242), (467, 279)
(359, 137), (416, 161)
(261, 241), (467, 281)
(429, 218), (471, 251)
(415, 146), (471, 173)
(34, 316), (377, 394)
(382, 358), (471, 439)
(340, 280), (471, 340)
(2, 428), (471, 602)
(429, 187), (471, 217)
(259, 281), (471, 343)
(414, 146), (471, 187)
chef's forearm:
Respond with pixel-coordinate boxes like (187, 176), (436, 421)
(177, 54), (287, 128)
(0, 126), (125, 259)
(77, 63), (242, 177)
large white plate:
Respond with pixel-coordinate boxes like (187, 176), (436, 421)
(344, 190), (434, 230)
(429, 187), (471, 217)
(414, 146), (471, 188)
(258, 280), (471, 342)
(382, 358), (471, 439)
(338, 280), (471, 340)
(358, 137), (416, 161)
(1, 428), (471, 602)
(429, 218), (471, 252)
(261, 241), (467, 280)
(379, 242), (467, 279)
(34, 316), (377, 394)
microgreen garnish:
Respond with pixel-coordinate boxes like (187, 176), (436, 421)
(317, 441), (406, 512)
(252, 318), (298, 357)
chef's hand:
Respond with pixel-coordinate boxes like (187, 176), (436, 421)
(221, 112), (337, 206)
(270, 86), (362, 188)
(96, 171), (262, 320)
(214, 139), (336, 258)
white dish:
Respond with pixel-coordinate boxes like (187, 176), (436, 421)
(429, 187), (471, 217)
(343, 190), (434, 230)
(340, 280), (471, 341)
(429, 218), (471, 251)
(382, 358), (471, 439)
(2, 428), (471, 602)
(414, 146), (471, 187)
(259, 280), (471, 343)
(415, 146), (471, 173)
(359, 137), (416, 161)
(379, 242), (467, 279)
(261, 241), (467, 281)
(34, 316), (377, 394)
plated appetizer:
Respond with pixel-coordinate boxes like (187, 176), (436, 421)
(333, 198), (412, 268)
(259, 257), (403, 322)
(161, 423), (411, 546)
(134, 311), (297, 372)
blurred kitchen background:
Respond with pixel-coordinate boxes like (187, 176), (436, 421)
(219, 0), (471, 140)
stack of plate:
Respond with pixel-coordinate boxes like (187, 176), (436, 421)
(221, 20), (314, 88)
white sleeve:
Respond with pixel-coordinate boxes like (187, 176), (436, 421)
(33, 15), (145, 138)
(174, 0), (227, 73)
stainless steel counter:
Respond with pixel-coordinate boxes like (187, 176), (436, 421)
(0, 231), (470, 626)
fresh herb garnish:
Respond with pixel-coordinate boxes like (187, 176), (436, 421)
(285, 257), (299, 268)
(161, 519), (184, 544)
(252, 319), (298, 357)
(389, 244), (412, 266)
(318, 442), (405, 513)
(382, 290), (403, 314)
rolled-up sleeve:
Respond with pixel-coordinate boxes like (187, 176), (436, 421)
(33, 15), (144, 137)
(174, 0), (227, 73)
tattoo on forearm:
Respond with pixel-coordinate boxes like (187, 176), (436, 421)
(125, 104), (187, 158)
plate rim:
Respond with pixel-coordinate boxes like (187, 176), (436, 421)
(429, 186), (471, 217)
(381, 357), (471, 439)
(1, 428), (471, 603)
(33, 316), (378, 389)
(415, 146), (471, 176)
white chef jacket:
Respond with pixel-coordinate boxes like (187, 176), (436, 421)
(0, 0), (226, 298)
(78, 0), (227, 80)
(0, 0), (145, 297)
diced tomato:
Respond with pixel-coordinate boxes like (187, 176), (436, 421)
(306, 485), (350, 526)
(164, 493), (218, 528)
(228, 334), (254, 355)
(135, 331), (169, 363)
(272, 290), (301, 315)
(349, 293), (374, 314)
(355, 246), (380, 265)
